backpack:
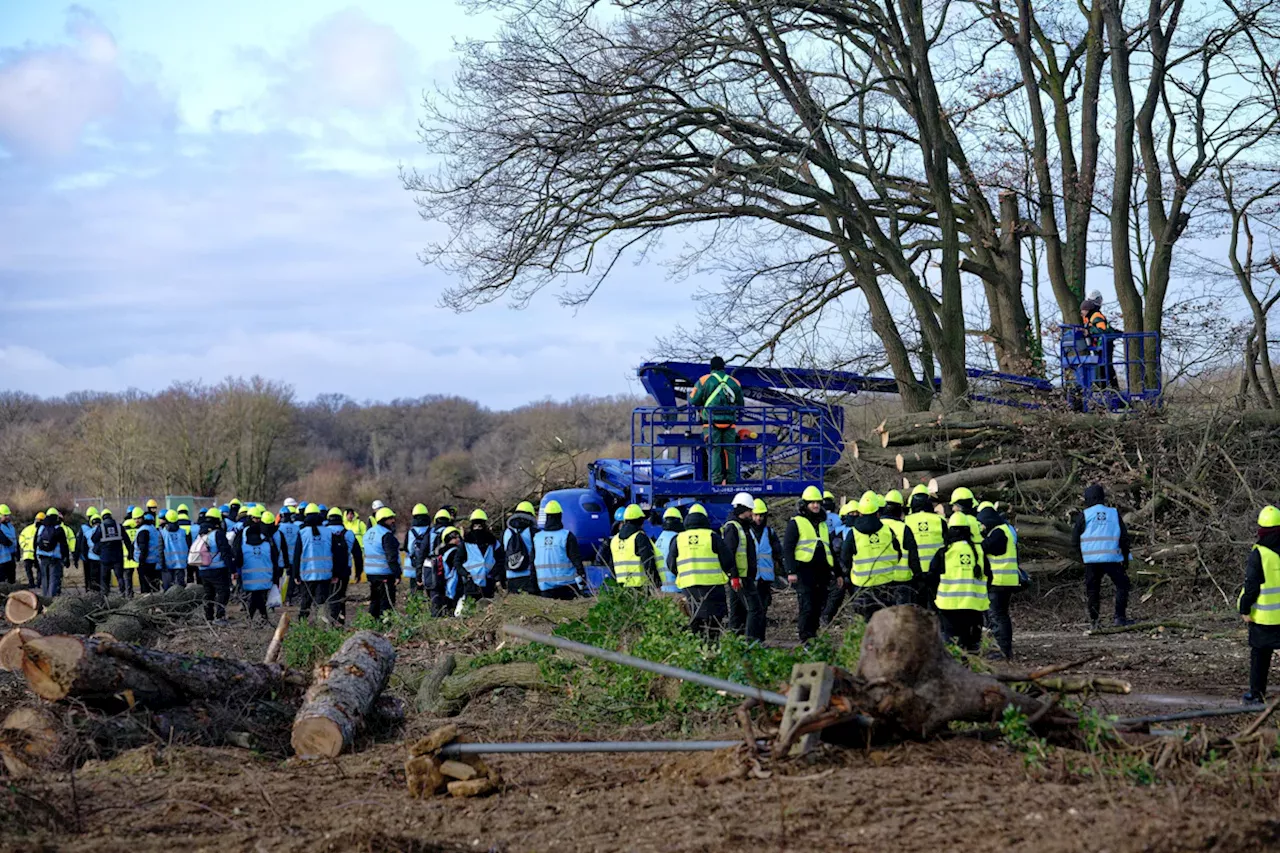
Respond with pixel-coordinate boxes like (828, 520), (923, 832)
(505, 527), (531, 572)
(411, 530), (432, 571)
(188, 533), (212, 567)
(37, 525), (58, 552)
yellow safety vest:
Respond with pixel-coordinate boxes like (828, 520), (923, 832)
(1244, 545), (1280, 626)
(673, 528), (726, 589)
(792, 516), (833, 565)
(905, 511), (945, 571)
(849, 525), (900, 587)
(936, 541), (989, 612)
(722, 518), (749, 579)
(880, 518), (914, 582)
(62, 524), (77, 557)
(950, 512), (982, 545)
(989, 523), (1020, 587)
(609, 530), (649, 588)
(19, 523), (38, 561)
(124, 523), (138, 570)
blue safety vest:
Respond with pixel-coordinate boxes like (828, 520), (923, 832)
(239, 538), (274, 591)
(502, 527), (534, 579)
(1080, 505), (1123, 564)
(137, 526), (162, 565)
(327, 522), (355, 575)
(441, 546), (460, 599)
(363, 527), (393, 576)
(161, 526), (189, 571)
(405, 525), (432, 580)
(826, 511), (847, 539)
(0, 522), (16, 563)
(201, 528), (226, 571)
(753, 526), (775, 581)
(535, 529), (575, 591)
(464, 542), (495, 588)
(36, 523), (62, 560)
(298, 525), (334, 581)
(80, 524), (100, 561)
(654, 529), (680, 593)
(277, 520), (301, 560)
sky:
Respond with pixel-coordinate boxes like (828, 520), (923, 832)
(0, 1), (699, 408)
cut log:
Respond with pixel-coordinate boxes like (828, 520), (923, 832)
(5, 590), (47, 624)
(0, 627), (41, 672)
(0, 704), (157, 778)
(1144, 544), (1197, 562)
(851, 441), (910, 468)
(432, 661), (552, 717)
(264, 612), (291, 664)
(20, 635), (308, 709)
(895, 449), (999, 473)
(881, 424), (1016, 448)
(928, 460), (1057, 496)
(1014, 523), (1076, 557)
(291, 631), (396, 759)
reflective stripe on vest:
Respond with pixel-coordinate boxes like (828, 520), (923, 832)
(753, 526), (775, 582)
(1246, 545), (1280, 626)
(610, 531), (648, 587)
(936, 541), (989, 612)
(299, 526), (334, 581)
(161, 527), (189, 571)
(464, 542), (495, 587)
(989, 523), (1020, 587)
(203, 529), (226, 570)
(535, 529), (576, 590)
(363, 527), (392, 576)
(80, 524), (100, 561)
(138, 526), (162, 565)
(674, 528), (726, 589)
(1080, 505), (1123, 563)
(792, 516), (833, 565)
(850, 525), (900, 587)
(240, 539), (274, 591)
(880, 518), (913, 583)
(278, 521), (301, 558)
(654, 530), (680, 592)
(722, 518), (749, 579)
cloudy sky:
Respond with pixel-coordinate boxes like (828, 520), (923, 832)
(0, 2), (699, 408)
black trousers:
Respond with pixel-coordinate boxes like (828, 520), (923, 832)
(1085, 562), (1130, 622)
(98, 560), (123, 595)
(369, 576), (396, 619)
(939, 609), (984, 654)
(200, 569), (230, 621)
(1251, 647), (1276, 698)
(82, 559), (100, 592)
(988, 587), (1016, 658)
(24, 559), (36, 587)
(160, 568), (186, 590)
(727, 578), (765, 641)
(247, 589), (269, 620)
(507, 574), (538, 595)
(685, 584), (728, 639)
(795, 567), (831, 642)
(299, 580), (331, 621)
(756, 579), (773, 622)
(0, 560), (14, 585)
(137, 562), (161, 594)
(541, 585), (581, 602)
(286, 565), (302, 604)
(329, 575), (350, 624)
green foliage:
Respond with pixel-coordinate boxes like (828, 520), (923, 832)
(550, 587), (867, 727)
(999, 704), (1050, 769)
(352, 594), (468, 643)
(281, 619), (347, 670)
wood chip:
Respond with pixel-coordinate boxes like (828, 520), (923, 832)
(447, 778), (495, 798)
(410, 723), (459, 756)
(440, 759), (479, 780)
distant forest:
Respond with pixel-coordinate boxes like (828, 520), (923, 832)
(0, 379), (641, 517)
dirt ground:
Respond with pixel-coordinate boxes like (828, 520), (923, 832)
(4, 574), (1280, 853)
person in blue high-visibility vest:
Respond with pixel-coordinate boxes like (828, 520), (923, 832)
(1072, 484), (1133, 630)
(535, 500), (586, 600)
(0, 504), (17, 586)
(158, 510), (192, 590)
(236, 511), (281, 623)
(292, 504), (345, 623)
(502, 501), (539, 595)
(326, 507), (361, 625)
(653, 506), (683, 594)
(751, 498), (781, 622)
(433, 526), (466, 615)
(76, 507), (102, 592)
(462, 509), (499, 600)
(404, 504), (432, 597)
(133, 512), (163, 594)
(196, 507), (237, 623)
(363, 506), (402, 619)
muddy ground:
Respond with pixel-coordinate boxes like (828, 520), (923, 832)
(4, 573), (1279, 853)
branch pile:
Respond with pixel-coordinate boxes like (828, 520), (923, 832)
(2, 586), (204, 656)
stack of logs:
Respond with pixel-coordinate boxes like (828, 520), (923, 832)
(406, 723), (503, 799)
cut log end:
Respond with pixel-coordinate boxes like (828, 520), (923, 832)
(5, 590), (43, 624)
(21, 635), (89, 701)
(0, 705), (60, 778)
(0, 628), (41, 672)
(291, 717), (344, 759)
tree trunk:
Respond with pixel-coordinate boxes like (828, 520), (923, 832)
(432, 661), (552, 717)
(4, 590), (47, 624)
(292, 631), (396, 759)
(928, 460), (1057, 495)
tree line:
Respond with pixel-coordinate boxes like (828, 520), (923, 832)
(0, 381), (638, 517)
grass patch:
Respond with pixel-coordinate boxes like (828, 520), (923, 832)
(281, 618), (347, 670)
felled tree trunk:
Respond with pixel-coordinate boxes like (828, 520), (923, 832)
(928, 460), (1057, 496)
(292, 631), (396, 759)
(0, 704), (158, 778)
(432, 661), (551, 717)
(854, 606), (1072, 738)
(20, 635), (308, 710)
(4, 590), (48, 624)
(0, 628), (40, 672)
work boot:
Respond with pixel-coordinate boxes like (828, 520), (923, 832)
(1089, 619), (1102, 632)
(1243, 692), (1266, 705)
(1112, 616), (1136, 627)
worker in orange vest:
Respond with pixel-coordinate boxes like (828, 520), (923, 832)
(1080, 296), (1118, 388)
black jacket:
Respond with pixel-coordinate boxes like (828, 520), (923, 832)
(979, 507), (1013, 560)
(664, 512), (732, 582)
(720, 511), (758, 582)
(602, 519), (660, 586)
(133, 524), (157, 566)
(782, 509), (834, 576)
(92, 516), (126, 563)
(1240, 530), (1280, 647)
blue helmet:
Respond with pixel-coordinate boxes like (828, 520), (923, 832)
(143, 513), (155, 522)
(220, 504), (230, 513)
(613, 507), (625, 522)
(318, 504), (328, 514)
(126, 505), (136, 514)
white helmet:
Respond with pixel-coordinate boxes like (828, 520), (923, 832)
(372, 500), (385, 511)
(283, 497), (298, 508)
(732, 491), (755, 509)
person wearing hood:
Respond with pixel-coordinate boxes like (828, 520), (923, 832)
(978, 502), (1020, 659)
(534, 501), (586, 600)
(292, 504), (341, 623)
(0, 504), (16, 585)
(92, 509), (127, 594)
(948, 488), (983, 544)
(462, 509), (500, 600)
(904, 486), (944, 604)
(835, 493), (905, 621)
(326, 507), (360, 625)
(197, 507), (237, 623)
(603, 503), (659, 591)
(1072, 484), (1134, 629)
(1239, 506), (1280, 703)
(431, 526), (466, 615)
(784, 486), (836, 642)
(404, 504), (433, 596)
(236, 511), (281, 623)
(654, 506), (684, 594)
(665, 503), (732, 637)
(35, 509), (71, 598)
(751, 499), (782, 618)
(927, 514), (992, 653)
(722, 492), (764, 641)
(364, 507), (402, 619)
(157, 510), (192, 590)
(879, 489), (919, 603)
(502, 501), (539, 595)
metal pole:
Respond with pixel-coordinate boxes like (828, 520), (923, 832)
(501, 623), (789, 706)
(439, 740), (747, 757)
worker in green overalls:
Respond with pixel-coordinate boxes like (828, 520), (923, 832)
(690, 357), (744, 485)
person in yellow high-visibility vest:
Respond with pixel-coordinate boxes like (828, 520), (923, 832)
(603, 504), (658, 589)
(836, 493), (903, 622)
(783, 486), (835, 643)
(904, 485), (944, 607)
(927, 513), (992, 654)
(978, 502), (1021, 660)
(664, 503), (731, 637)
(1240, 506), (1280, 703)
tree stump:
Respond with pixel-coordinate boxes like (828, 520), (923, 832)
(291, 631), (396, 758)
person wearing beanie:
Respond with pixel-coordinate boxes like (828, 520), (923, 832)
(534, 500), (586, 600)
(1240, 506), (1280, 703)
(926, 514), (992, 653)
(1072, 484), (1134, 629)
(665, 503), (732, 637)
(690, 356), (744, 485)
(502, 501), (540, 595)
(722, 493), (764, 641)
